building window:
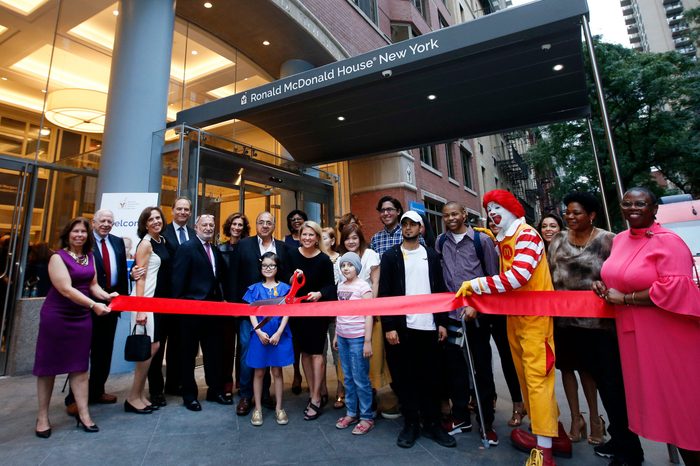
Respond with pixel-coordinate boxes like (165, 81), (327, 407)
(461, 147), (473, 189)
(420, 145), (438, 170)
(479, 142), (484, 154)
(445, 143), (455, 179)
(352, 0), (378, 24)
(391, 22), (420, 43)
(438, 12), (449, 29)
(411, 0), (427, 19)
(424, 197), (445, 236)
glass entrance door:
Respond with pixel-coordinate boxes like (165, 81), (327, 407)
(0, 156), (39, 373)
(157, 125), (336, 237)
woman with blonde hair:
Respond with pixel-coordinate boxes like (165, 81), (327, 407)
(288, 221), (336, 420)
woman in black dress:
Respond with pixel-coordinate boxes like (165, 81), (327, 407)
(289, 220), (336, 420)
(219, 212), (250, 396)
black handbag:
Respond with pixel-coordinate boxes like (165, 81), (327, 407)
(124, 324), (151, 362)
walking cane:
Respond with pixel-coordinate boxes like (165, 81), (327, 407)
(461, 316), (490, 449)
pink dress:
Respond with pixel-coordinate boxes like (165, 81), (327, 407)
(600, 223), (700, 450)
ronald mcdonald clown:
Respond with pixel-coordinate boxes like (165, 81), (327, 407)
(456, 190), (571, 466)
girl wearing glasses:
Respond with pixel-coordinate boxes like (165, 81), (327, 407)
(242, 252), (293, 427)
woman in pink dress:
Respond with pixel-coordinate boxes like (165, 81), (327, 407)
(593, 187), (700, 466)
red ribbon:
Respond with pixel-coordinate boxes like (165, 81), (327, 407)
(110, 291), (615, 319)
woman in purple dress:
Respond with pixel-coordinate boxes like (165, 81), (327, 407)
(33, 218), (115, 438)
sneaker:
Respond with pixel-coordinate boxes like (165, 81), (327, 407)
(275, 409), (288, 425)
(250, 409), (263, 426)
(442, 418), (472, 435)
(423, 423), (457, 448)
(483, 428), (499, 446)
(381, 404), (402, 420)
(594, 440), (616, 459)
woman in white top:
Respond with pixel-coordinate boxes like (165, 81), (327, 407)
(125, 207), (171, 414)
(338, 223), (388, 391)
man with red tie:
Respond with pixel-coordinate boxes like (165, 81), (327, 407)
(172, 214), (229, 411)
(66, 209), (128, 414)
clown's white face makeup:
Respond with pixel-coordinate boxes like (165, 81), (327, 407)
(487, 202), (518, 232)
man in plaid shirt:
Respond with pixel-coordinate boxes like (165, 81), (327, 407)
(370, 196), (424, 256)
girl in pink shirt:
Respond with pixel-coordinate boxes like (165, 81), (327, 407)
(333, 252), (374, 434)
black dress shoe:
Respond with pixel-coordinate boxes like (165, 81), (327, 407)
(423, 424), (457, 448)
(206, 393), (233, 405)
(150, 393), (167, 408)
(75, 416), (99, 432)
(184, 400), (202, 412)
(397, 422), (420, 448)
(124, 400), (153, 414)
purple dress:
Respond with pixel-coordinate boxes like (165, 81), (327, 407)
(33, 249), (95, 376)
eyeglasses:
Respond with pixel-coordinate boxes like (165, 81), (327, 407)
(620, 201), (649, 209)
(261, 264), (277, 270)
(257, 221), (273, 226)
(378, 207), (397, 214)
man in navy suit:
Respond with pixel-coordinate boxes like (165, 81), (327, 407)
(172, 214), (230, 411)
(66, 209), (128, 414)
(232, 211), (292, 415)
(147, 196), (196, 406)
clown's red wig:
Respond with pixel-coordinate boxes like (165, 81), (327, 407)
(482, 189), (525, 219)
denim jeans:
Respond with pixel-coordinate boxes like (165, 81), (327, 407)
(337, 335), (374, 421)
(238, 319), (253, 399)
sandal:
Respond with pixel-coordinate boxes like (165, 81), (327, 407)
(588, 415), (606, 445)
(333, 395), (345, 410)
(335, 415), (359, 429)
(352, 419), (374, 435)
(304, 400), (322, 421)
(508, 409), (527, 427)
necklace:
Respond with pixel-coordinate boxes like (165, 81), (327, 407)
(64, 248), (89, 266)
(569, 227), (596, 251)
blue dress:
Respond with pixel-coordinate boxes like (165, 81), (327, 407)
(243, 282), (294, 368)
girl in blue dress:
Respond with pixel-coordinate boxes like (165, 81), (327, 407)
(243, 252), (294, 426)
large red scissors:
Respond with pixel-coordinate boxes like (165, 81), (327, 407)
(252, 271), (307, 330)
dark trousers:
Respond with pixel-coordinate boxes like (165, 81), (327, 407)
(392, 328), (442, 425)
(483, 314), (522, 403)
(384, 333), (403, 396)
(179, 315), (225, 403)
(585, 329), (644, 463)
(148, 314), (182, 395)
(88, 311), (119, 399)
(443, 318), (496, 427)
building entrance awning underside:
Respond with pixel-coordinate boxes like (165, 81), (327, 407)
(176, 0), (591, 165)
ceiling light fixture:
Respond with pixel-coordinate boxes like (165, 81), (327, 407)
(262, 40), (270, 46)
(112, 9), (119, 16)
(1, 77), (7, 81)
(427, 94), (437, 101)
(204, 2), (213, 8)
(553, 64), (564, 71)
(41, 89), (46, 93)
(191, 50), (198, 55)
(44, 88), (108, 134)
(39, 128), (51, 136)
(337, 116), (345, 121)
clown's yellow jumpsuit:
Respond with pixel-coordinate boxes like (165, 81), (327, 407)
(468, 219), (559, 437)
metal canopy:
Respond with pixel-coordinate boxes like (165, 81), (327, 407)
(176, 0), (590, 164)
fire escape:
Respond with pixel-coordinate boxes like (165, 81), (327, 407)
(495, 132), (538, 221)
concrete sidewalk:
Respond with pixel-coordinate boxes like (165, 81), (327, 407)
(0, 359), (674, 465)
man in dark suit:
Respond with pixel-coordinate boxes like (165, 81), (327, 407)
(233, 211), (292, 415)
(172, 214), (231, 411)
(66, 209), (128, 414)
(146, 196), (196, 406)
